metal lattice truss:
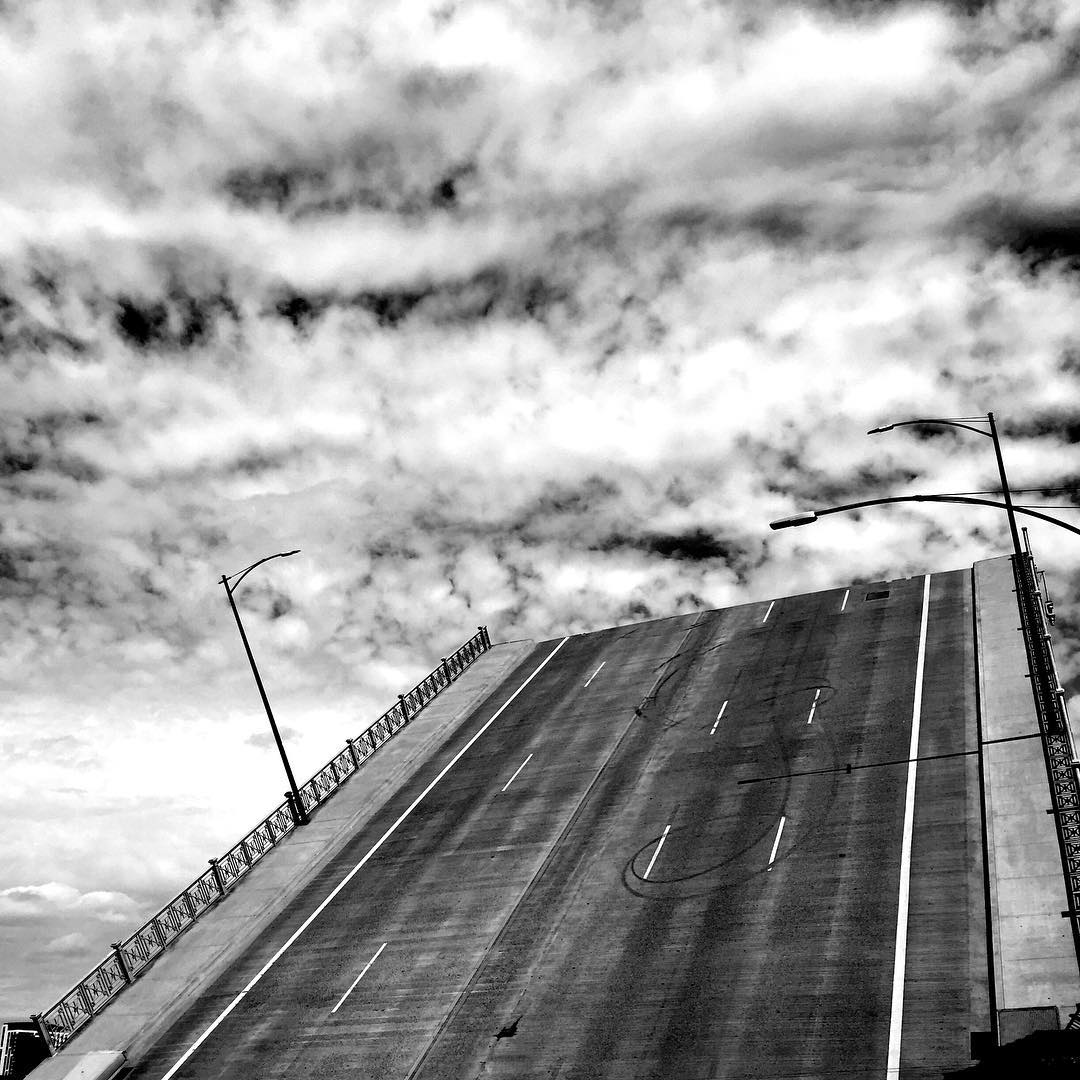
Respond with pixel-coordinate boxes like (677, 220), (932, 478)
(1013, 554), (1080, 969)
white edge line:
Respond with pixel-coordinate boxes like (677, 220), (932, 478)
(331, 941), (387, 1014)
(501, 752), (533, 793)
(160, 636), (571, 1080)
(762, 600), (775, 623)
(643, 824), (671, 880)
(885, 574), (931, 1080)
(710, 699), (728, 736)
(840, 588), (849, 613)
(584, 660), (606, 688)
(767, 815), (786, 870)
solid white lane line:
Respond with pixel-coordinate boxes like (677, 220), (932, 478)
(159, 636), (570, 1080)
(885, 574), (931, 1080)
(331, 942), (387, 1014)
(584, 661), (606, 687)
(767, 816), (786, 870)
(762, 600), (775, 623)
(501, 753), (533, 792)
(710, 700), (728, 736)
(840, 588), (849, 613)
(643, 824), (671, 880)
(806, 688), (821, 725)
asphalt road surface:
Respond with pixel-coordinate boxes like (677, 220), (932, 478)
(125, 570), (988, 1079)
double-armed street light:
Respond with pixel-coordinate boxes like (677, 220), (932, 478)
(220, 550), (308, 826)
(770, 411), (1080, 987)
(769, 411), (1077, 747)
(771, 411), (1080, 541)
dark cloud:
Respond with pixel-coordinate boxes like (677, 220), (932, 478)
(356, 287), (433, 327)
(1, 413), (104, 486)
(273, 287), (434, 329)
(644, 529), (735, 561)
(812, 0), (993, 15)
(222, 156), (477, 219)
(965, 198), (1080, 272)
(0, 286), (90, 357)
(273, 293), (328, 330)
(1007, 411), (1080, 445)
(588, 528), (741, 564)
(268, 267), (575, 332)
(4, 0), (1080, 1018)
(222, 164), (329, 213)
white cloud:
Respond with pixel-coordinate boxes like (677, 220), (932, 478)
(2, 0), (1080, 1016)
(43, 931), (92, 957)
(0, 883), (139, 924)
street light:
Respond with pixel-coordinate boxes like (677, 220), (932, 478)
(867, 413), (1023, 560)
(770, 417), (1080, 988)
(769, 417), (1077, 747)
(220, 550), (308, 826)
(770, 494), (1080, 538)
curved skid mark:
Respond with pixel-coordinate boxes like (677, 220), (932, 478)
(624, 720), (844, 897)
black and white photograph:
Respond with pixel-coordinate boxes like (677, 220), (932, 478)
(3, 1), (1080, 1077)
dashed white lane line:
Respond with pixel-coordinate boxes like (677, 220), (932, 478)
(762, 600), (775, 624)
(885, 573), (931, 1080)
(331, 942), (387, 1014)
(806, 688), (821, 725)
(710, 700), (728, 736)
(158, 636), (570, 1080)
(584, 661), (606, 687)
(767, 816), (786, 871)
(643, 824), (671, 880)
(840, 588), (849, 613)
(501, 753), (533, 793)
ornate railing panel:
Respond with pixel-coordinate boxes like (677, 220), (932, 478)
(34, 626), (491, 1054)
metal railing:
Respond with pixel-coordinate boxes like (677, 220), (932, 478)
(1011, 545), (1080, 978)
(33, 626), (492, 1054)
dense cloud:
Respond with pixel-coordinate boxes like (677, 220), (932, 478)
(2, 0), (1080, 1014)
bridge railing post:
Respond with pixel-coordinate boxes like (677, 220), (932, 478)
(30, 1013), (55, 1056)
(111, 943), (132, 985)
(208, 858), (226, 897)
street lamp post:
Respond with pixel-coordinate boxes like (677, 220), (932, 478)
(867, 413), (1024, 559)
(769, 422), (1080, 995)
(220, 550), (308, 826)
(770, 413), (1078, 746)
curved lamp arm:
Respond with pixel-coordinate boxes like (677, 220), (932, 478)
(867, 411), (1023, 558)
(223, 550), (301, 594)
(869, 418), (991, 439)
(770, 494), (1080, 537)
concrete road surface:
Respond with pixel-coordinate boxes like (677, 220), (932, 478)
(123, 570), (988, 1079)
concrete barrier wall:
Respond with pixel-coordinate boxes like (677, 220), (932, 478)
(975, 556), (1077, 1038)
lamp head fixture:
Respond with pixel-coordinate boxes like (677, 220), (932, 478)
(769, 512), (818, 530)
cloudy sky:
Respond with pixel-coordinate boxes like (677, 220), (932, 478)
(3, 0), (1080, 1017)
